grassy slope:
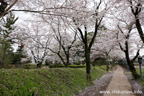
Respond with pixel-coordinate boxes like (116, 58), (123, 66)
(0, 66), (106, 96)
(136, 68), (144, 86)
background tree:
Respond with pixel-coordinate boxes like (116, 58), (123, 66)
(66, 0), (110, 81)
(17, 22), (52, 68)
(91, 29), (119, 71)
(43, 16), (77, 67)
(0, 13), (18, 67)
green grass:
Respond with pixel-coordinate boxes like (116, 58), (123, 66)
(0, 66), (106, 96)
(95, 65), (113, 71)
(136, 68), (144, 86)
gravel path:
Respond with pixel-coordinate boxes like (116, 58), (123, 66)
(104, 65), (135, 96)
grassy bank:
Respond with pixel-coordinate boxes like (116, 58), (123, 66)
(0, 66), (106, 96)
(136, 68), (144, 86)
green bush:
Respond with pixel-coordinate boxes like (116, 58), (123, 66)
(49, 64), (86, 68)
(49, 64), (65, 68)
(69, 65), (86, 68)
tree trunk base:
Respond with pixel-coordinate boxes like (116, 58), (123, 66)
(37, 62), (42, 68)
(87, 73), (91, 81)
(132, 71), (140, 79)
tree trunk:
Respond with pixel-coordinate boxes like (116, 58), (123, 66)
(66, 54), (70, 67)
(130, 65), (139, 79)
(125, 51), (139, 79)
(106, 63), (109, 71)
(135, 19), (144, 43)
(37, 61), (42, 68)
(85, 48), (91, 81)
(57, 53), (67, 67)
(106, 54), (109, 71)
(128, 62), (139, 79)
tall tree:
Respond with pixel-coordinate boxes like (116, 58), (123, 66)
(128, 0), (144, 43)
(68, 0), (110, 81)
(17, 22), (52, 68)
(0, 13), (18, 67)
(42, 16), (77, 67)
(116, 21), (142, 79)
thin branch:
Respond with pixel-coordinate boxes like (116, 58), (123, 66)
(0, 0), (18, 18)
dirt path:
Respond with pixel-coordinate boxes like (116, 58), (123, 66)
(76, 71), (113, 96)
(104, 65), (135, 96)
(76, 65), (144, 96)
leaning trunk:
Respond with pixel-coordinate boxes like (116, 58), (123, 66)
(125, 51), (139, 79)
(135, 19), (144, 43)
(57, 53), (67, 67)
(128, 62), (139, 79)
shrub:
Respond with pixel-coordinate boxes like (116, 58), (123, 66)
(49, 64), (86, 68)
(69, 65), (86, 68)
(49, 64), (65, 68)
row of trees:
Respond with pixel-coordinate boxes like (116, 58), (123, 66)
(0, 0), (144, 80)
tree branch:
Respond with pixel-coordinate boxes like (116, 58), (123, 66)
(0, 0), (18, 18)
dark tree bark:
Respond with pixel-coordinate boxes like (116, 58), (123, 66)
(66, 53), (70, 67)
(117, 24), (140, 79)
(124, 41), (139, 79)
(85, 43), (91, 81)
(74, 1), (103, 80)
(129, 1), (144, 43)
(135, 19), (144, 43)
(37, 61), (42, 68)
(106, 63), (109, 71)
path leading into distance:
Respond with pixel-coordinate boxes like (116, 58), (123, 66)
(104, 65), (135, 96)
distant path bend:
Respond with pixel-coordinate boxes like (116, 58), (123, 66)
(104, 65), (135, 96)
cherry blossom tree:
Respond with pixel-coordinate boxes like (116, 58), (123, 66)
(65, 0), (111, 80)
(16, 22), (52, 68)
(128, 0), (144, 43)
(110, 0), (144, 44)
(14, 0), (112, 81)
(116, 21), (143, 79)
(91, 29), (121, 71)
(44, 16), (77, 67)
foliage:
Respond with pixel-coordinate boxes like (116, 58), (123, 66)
(11, 45), (27, 65)
(45, 59), (53, 66)
(0, 38), (14, 67)
(0, 66), (106, 96)
(49, 64), (86, 68)
(0, 13), (18, 67)
(69, 65), (86, 68)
